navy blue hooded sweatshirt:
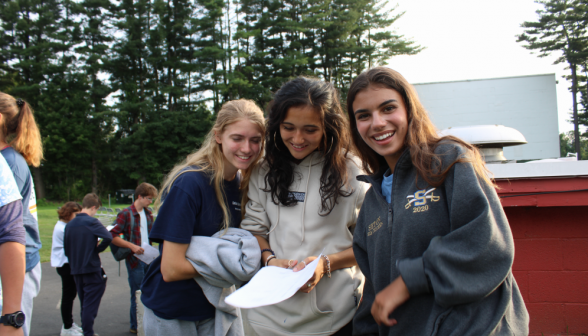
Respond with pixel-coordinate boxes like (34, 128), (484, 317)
(64, 213), (112, 275)
(352, 143), (529, 336)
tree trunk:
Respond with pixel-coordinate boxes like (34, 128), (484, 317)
(92, 157), (98, 194)
(571, 63), (581, 159)
(31, 167), (45, 200)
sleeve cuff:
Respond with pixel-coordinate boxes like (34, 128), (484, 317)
(397, 257), (431, 296)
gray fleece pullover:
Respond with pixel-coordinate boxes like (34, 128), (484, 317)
(352, 143), (529, 336)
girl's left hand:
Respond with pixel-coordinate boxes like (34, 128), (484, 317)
(371, 276), (410, 326)
(293, 256), (326, 293)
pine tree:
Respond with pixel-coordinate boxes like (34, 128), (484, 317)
(517, 0), (588, 159)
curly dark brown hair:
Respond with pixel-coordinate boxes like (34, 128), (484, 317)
(264, 77), (354, 216)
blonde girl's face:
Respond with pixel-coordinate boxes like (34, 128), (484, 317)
(216, 119), (263, 174)
(352, 86), (409, 169)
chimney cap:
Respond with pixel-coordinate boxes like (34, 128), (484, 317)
(440, 125), (527, 148)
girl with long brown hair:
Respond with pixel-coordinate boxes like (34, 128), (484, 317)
(347, 67), (529, 335)
(140, 99), (265, 335)
(241, 77), (367, 335)
(0, 92), (43, 336)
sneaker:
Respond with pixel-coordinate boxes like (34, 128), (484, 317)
(72, 323), (83, 333)
(61, 325), (83, 336)
(130, 328), (138, 334)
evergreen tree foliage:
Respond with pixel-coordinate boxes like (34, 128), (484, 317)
(1, 0), (421, 200)
(517, 0), (588, 159)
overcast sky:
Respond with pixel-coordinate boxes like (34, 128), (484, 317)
(385, 0), (577, 133)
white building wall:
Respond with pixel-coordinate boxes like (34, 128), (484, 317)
(413, 74), (560, 161)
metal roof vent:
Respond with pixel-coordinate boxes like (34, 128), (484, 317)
(439, 125), (527, 163)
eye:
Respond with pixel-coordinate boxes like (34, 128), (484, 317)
(251, 138), (261, 144)
(282, 125), (293, 131)
(383, 105), (396, 113)
(305, 128), (318, 134)
(356, 112), (369, 121)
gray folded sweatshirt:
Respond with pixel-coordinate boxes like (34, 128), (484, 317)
(186, 227), (261, 336)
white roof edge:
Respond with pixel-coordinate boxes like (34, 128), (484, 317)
(487, 160), (588, 179)
(412, 73), (556, 86)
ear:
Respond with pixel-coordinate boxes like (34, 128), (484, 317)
(215, 132), (222, 145)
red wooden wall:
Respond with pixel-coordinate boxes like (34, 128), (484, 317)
(497, 177), (588, 335)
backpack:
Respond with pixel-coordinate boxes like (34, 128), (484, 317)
(110, 209), (134, 261)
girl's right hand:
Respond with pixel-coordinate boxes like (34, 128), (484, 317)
(267, 258), (298, 269)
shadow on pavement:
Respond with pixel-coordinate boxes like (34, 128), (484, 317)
(32, 252), (134, 336)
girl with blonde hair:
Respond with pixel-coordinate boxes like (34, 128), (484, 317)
(0, 92), (43, 336)
(140, 99), (265, 335)
(347, 67), (529, 335)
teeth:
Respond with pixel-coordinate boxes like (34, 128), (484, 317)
(237, 155), (250, 160)
(292, 144), (305, 149)
(374, 132), (394, 141)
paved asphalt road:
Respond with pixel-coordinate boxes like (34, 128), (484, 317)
(31, 252), (134, 336)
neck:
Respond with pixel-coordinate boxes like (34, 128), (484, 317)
(222, 158), (238, 181)
(81, 208), (94, 216)
(0, 139), (9, 149)
(134, 199), (144, 212)
(384, 150), (404, 174)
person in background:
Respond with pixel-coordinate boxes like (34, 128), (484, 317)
(64, 193), (112, 336)
(241, 77), (367, 336)
(0, 154), (25, 336)
(110, 182), (158, 334)
(140, 99), (265, 336)
(347, 67), (529, 335)
(51, 202), (84, 336)
(0, 93), (43, 336)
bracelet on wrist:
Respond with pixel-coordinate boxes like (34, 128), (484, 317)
(265, 255), (276, 267)
(322, 255), (331, 278)
(261, 248), (275, 256)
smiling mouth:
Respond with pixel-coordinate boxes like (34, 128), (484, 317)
(373, 132), (395, 141)
(236, 155), (251, 160)
(291, 143), (307, 150)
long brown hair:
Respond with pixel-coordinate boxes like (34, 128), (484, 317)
(346, 67), (493, 187)
(156, 99), (266, 230)
(265, 77), (354, 216)
(0, 93), (43, 167)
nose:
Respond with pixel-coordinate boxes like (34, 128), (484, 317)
(240, 140), (253, 155)
(372, 111), (386, 129)
(292, 130), (304, 144)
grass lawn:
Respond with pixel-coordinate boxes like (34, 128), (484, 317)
(37, 202), (134, 263)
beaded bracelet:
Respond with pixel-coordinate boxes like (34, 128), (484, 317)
(261, 248), (275, 256)
(265, 255), (276, 267)
(322, 255), (331, 278)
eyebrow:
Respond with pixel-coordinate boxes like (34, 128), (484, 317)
(282, 121), (320, 128)
(354, 99), (398, 115)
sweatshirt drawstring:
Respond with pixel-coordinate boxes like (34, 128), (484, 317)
(300, 154), (313, 243)
(267, 204), (280, 235)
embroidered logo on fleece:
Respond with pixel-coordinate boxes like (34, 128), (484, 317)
(288, 192), (305, 203)
(405, 188), (440, 212)
(367, 216), (383, 236)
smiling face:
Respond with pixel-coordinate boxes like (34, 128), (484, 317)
(352, 85), (409, 171)
(216, 118), (263, 180)
(280, 105), (324, 162)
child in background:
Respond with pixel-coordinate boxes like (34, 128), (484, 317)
(51, 202), (83, 336)
(64, 194), (112, 336)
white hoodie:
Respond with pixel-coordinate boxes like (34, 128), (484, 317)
(241, 151), (367, 335)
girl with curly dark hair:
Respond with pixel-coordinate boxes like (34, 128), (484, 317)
(241, 77), (367, 336)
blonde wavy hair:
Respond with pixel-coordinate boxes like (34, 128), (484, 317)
(155, 99), (266, 231)
(0, 92), (43, 166)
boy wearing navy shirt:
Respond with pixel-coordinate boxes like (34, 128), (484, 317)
(64, 193), (112, 336)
